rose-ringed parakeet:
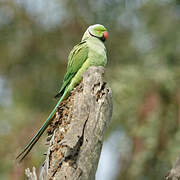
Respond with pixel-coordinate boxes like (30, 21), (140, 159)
(16, 24), (108, 162)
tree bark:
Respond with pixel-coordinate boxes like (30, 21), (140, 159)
(26, 66), (113, 180)
(165, 153), (180, 180)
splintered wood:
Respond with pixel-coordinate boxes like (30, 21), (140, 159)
(28, 66), (112, 180)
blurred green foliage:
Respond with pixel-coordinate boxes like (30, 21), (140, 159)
(0, 0), (180, 179)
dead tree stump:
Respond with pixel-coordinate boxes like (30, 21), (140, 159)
(26, 66), (113, 180)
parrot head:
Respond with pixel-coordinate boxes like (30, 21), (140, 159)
(82, 24), (108, 42)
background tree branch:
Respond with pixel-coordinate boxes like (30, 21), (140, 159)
(165, 153), (180, 180)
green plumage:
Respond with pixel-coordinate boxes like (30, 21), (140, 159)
(55, 41), (89, 98)
(16, 24), (108, 162)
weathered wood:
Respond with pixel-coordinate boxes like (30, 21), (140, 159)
(26, 66), (113, 180)
(165, 153), (180, 180)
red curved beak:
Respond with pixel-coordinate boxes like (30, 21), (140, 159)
(103, 31), (108, 40)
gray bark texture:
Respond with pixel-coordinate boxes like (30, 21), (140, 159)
(165, 153), (180, 180)
(26, 66), (113, 180)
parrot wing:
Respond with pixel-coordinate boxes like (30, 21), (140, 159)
(55, 41), (89, 98)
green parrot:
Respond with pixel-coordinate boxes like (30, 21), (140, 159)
(16, 24), (108, 162)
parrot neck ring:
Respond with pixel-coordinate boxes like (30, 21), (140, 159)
(88, 30), (108, 42)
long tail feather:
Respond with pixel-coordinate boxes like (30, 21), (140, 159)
(16, 110), (56, 162)
(16, 92), (68, 162)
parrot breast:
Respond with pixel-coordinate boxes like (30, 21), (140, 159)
(87, 37), (107, 67)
